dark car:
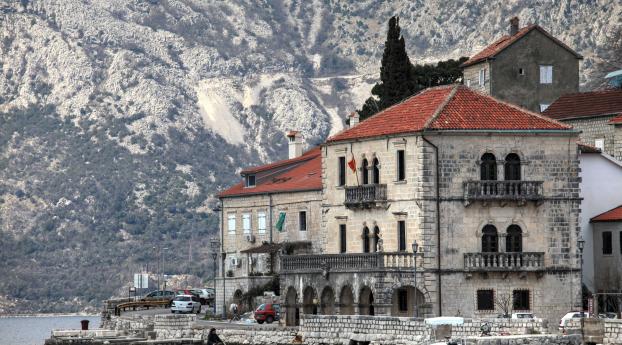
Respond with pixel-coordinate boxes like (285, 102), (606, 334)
(254, 303), (280, 324)
(142, 290), (175, 301)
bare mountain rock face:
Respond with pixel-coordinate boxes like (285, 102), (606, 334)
(0, 0), (619, 313)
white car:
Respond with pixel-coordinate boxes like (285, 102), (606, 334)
(511, 312), (534, 319)
(193, 288), (215, 304)
(171, 295), (201, 314)
(559, 311), (590, 328)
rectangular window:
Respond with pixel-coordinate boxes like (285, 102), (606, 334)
(339, 224), (347, 253)
(227, 214), (236, 234)
(242, 213), (251, 234)
(338, 157), (346, 186)
(245, 174), (256, 187)
(512, 290), (530, 310)
(539, 104), (550, 112)
(257, 212), (266, 234)
(398, 289), (408, 312)
(539, 65), (553, 84)
(595, 139), (605, 151)
(299, 211), (307, 231)
(603, 231), (613, 255)
(479, 68), (487, 86)
(397, 150), (406, 181)
(477, 289), (494, 311)
(398, 220), (406, 251)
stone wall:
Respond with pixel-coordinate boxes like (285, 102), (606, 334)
(562, 115), (619, 158)
(566, 318), (622, 344)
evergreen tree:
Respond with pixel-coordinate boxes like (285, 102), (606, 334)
(358, 16), (414, 120)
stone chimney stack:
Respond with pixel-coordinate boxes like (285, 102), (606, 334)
(286, 131), (303, 159)
(510, 17), (519, 36)
(348, 112), (360, 128)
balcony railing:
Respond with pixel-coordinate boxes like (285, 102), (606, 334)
(464, 181), (543, 204)
(281, 252), (415, 273)
(464, 252), (545, 271)
(344, 184), (387, 208)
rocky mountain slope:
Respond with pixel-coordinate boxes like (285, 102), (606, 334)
(0, 0), (620, 313)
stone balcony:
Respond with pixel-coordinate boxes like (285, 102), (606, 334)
(464, 252), (545, 272)
(344, 184), (387, 209)
(281, 252), (415, 273)
(464, 180), (543, 205)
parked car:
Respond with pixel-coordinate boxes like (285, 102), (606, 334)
(254, 303), (280, 324)
(176, 289), (200, 298)
(194, 288), (215, 305)
(598, 312), (618, 319)
(511, 312), (534, 319)
(559, 311), (590, 329)
(143, 290), (175, 302)
(170, 295), (201, 314)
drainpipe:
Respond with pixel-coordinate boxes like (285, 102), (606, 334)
(422, 136), (442, 316)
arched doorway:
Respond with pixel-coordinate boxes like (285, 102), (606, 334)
(359, 286), (374, 315)
(391, 286), (425, 317)
(363, 227), (371, 253)
(302, 286), (318, 315)
(285, 287), (299, 326)
(320, 286), (335, 315)
(233, 289), (243, 312)
(339, 286), (355, 315)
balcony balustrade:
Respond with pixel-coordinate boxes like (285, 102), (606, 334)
(344, 184), (387, 208)
(464, 180), (543, 204)
(281, 252), (415, 273)
(463, 252), (545, 272)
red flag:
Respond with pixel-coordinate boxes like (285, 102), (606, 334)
(347, 154), (356, 172)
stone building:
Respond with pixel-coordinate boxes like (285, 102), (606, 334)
(279, 85), (582, 325)
(461, 17), (582, 113)
(543, 89), (622, 162)
(215, 131), (323, 315)
(591, 205), (622, 312)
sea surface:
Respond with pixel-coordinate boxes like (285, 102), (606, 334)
(0, 315), (100, 345)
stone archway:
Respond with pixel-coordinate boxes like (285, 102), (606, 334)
(391, 286), (426, 317)
(359, 286), (374, 315)
(320, 286), (336, 315)
(233, 289), (243, 312)
(339, 286), (355, 315)
(285, 287), (299, 326)
(302, 286), (318, 315)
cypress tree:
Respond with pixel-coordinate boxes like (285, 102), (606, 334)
(358, 16), (414, 120)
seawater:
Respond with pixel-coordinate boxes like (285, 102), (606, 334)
(0, 315), (100, 345)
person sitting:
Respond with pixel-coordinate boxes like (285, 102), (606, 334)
(207, 328), (224, 345)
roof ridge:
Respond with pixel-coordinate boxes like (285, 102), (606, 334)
(423, 85), (460, 129)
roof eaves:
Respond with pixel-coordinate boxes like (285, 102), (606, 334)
(218, 186), (322, 198)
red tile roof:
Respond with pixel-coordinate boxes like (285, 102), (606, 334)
(609, 114), (622, 124)
(327, 85), (572, 143)
(219, 147), (322, 198)
(591, 205), (622, 222)
(543, 89), (622, 120)
(461, 25), (582, 68)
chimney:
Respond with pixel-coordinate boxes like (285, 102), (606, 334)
(286, 131), (303, 159)
(348, 112), (360, 128)
(509, 17), (519, 36)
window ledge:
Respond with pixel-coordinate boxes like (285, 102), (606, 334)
(393, 180), (407, 185)
(335, 186), (345, 190)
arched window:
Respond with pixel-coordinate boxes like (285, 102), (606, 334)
(372, 158), (380, 184)
(372, 226), (380, 252)
(504, 154), (521, 181)
(481, 225), (498, 252)
(363, 227), (370, 253)
(362, 159), (369, 185)
(480, 153), (497, 180)
(506, 225), (523, 252)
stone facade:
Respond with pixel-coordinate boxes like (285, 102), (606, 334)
(560, 115), (621, 160)
(592, 221), (622, 294)
(463, 28), (580, 113)
(281, 132), (581, 325)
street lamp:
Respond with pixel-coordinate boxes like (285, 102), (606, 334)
(210, 238), (220, 315)
(578, 236), (585, 343)
(411, 240), (424, 318)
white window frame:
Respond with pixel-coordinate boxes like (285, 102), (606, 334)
(539, 104), (550, 112)
(257, 211), (266, 234)
(595, 139), (605, 151)
(479, 68), (487, 87)
(245, 174), (256, 188)
(539, 65), (553, 84)
(227, 214), (236, 234)
(242, 213), (251, 234)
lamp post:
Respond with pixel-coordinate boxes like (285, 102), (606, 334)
(153, 246), (160, 291)
(210, 238), (220, 315)
(578, 236), (585, 343)
(411, 240), (424, 318)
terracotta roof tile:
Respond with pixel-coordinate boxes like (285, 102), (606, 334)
(461, 25), (581, 68)
(327, 85), (571, 143)
(591, 204), (622, 222)
(219, 147), (322, 197)
(543, 89), (622, 120)
(609, 114), (622, 124)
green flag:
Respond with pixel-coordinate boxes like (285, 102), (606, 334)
(275, 212), (286, 232)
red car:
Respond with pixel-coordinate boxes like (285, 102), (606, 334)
(254, 303), (280, 324)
